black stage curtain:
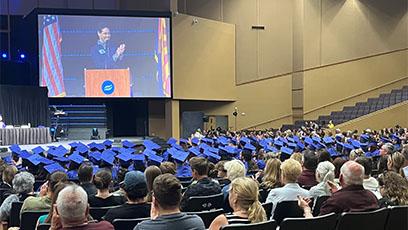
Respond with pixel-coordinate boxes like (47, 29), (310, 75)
(0, 85), (49, 127)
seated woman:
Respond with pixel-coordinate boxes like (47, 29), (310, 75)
(377, 171), (408, 208)
(309, 161), (336, 199)
(36, 182), (70, 226)
(0, 172), (35, 224)
(259, 159), (282, 191)
(88, 170), (125, 207)
(209, 177), (266, 230)
(0, 165), (17, 204)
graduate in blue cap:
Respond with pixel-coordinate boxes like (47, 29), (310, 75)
(67, 153), (85, 180)
(172, 150), (192, 178)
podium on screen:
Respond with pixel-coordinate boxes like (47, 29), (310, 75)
(84, 68), (131, 97)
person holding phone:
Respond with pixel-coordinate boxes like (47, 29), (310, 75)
(91, 26), (125, 69)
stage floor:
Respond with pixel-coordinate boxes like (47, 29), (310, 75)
(0, 136), (148, 152)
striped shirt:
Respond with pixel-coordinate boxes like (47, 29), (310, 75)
(225, 213), (251, 225)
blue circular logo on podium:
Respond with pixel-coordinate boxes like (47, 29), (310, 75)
(101, 80), (115, 95)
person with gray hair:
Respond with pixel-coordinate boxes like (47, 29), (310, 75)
(0, 172), (35, 221)
(221, 160), (246, 199)
(309, 161), (336, 199)
(298, 161), (378, 217)
(50, 184), (113, 229)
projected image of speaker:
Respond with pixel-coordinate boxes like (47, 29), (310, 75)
(35, 10), (172, 98)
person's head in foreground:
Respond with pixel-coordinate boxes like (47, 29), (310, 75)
(53, 184), (113, 229)
(209, 177), (266, 230)
(339, 160), (364, 188)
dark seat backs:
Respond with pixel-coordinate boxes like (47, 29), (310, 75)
(186, 208), (224, 228)
(384, 206), (408, 230)
(89, 206), (120, 221)
(20, 210), (49, 230)
(280, 212), (338, 230)
(262, 202), (273, 220)
(336, 208), (389, 230)
(112, 217), (149, 230)
(273, 201), (304, 225)
(185, 193), (224, 212)
(220, 219), (277, 230)
(9, 201), (24, 227)
(312, 196), (330, 216)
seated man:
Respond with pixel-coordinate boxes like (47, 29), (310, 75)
(102, 171), (150, 222)
(298, 150), (318, 188)
(266, 159), (309, 218)
(135, 174), (205, 230)
(21, 171), (68, 213)
(299, 160), (378, 217)
(50, 184), (113, 229)
(78, 163), (97, 197)
(180, 157), (221, 211)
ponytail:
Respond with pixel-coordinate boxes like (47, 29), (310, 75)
(247, 200), (266, 223)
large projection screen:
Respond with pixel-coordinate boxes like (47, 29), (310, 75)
(38, 14), (171, 98)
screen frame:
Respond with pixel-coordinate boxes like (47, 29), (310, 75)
(31, 8), (173, 99)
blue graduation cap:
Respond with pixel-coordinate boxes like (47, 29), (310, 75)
(133, 154), (145, 162)
(76, 145), (88, 154)
(101, 152), (115, 165)
(280, 147), (293, 155)
(244, 143), (256, 151)
(204, 150), (221, 162)
(202, 138), (214, 145)
(350, 139), (361, 148)
(257, 159), (266, 170)
(239, 137), (251, 144)
(2, 156), (12, 165)
(335, 134), (343, 141)
(293, 136), (300, 142)
(274, 140), (284, 147)
(287, 137), (295, 143)
(360, 134), (370, 141)
(92, 166), (100, 175)
(68, 142), (80, 148)
(54, 156), (69, 163)
(312, 136), (322, 143)
(32, 146), (45, 155)
(191, 137), (200, 145)
(208, 147), (219, 154)
(188, 147), (201, 156)
(27, 154), (49, 166)
(217, 137), (229, 146)
(287, 142), (297, 149)
(103, 140), (113, 147)
(173, 150), (189, 162)
(44, 162), (66, 174)
(380, 137), (391, 143)
(116, 151), (134, 162)
(265, 145), (278, 153)
(143, 140), (161, 150)
(9, 144), (21, 153)
(148, 154), (164, 164)
(343, 143), (354, 151)
(122, 140), (136, 148)
(327, 148), (340, 157)
(111, 147), (122, 153)
(47, 148), (66, 158)
(143, 149), (156, 157)
(102, 149), (116, 157)
(171, 143), (184, 151)
(219, 146), (236, 155)
(296, 141), (305, 150)
(323, 137), (335, 144)
(89, 151), (102, 161)
(167, 137), (177, 145)
(304, 137), (313, 145)
(199, 143), (210, 150)
(19, 150), (32, 159)
(68, 153), (85, 165)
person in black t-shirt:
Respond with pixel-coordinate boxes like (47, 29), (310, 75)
(78, 163), (97, 197)
(88, 170), (125, 207)
(103, 171), (150, 223)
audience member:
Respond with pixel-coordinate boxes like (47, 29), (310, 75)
(135, 174), (205, 230)
(50, 184), (114, 229)
(159, 162), (176, 175)
(21, 171), (68, 213)
(88, 170), (125, 207)
(0, 172), (35, 222)
(298, 151), (318, 188)
(214, 160), (228, 179)
(36, 182), (70, 226)
(241, 150), (258, 172)
(259, 158), (282, 191)
(180, 157), (221, 211)
(221, 160), (246, 199)
(209, 177), (266, 230)
(317, 150), (331, 163)
(78, 163), (97, 197)
(377, 171), (408, 207)
(299, 161), (378, 217)
(309, 161), (336, 199)
(0, 165), (17, 203)
(387, 152), (405, 176)
(332, 157), (346, 180)
(378, 143), (394, 173)
(145, 166), (162, 202)
(355, 157), (381, 198)
(349, 149), (364, 161)
(290, 152), (303, 165)
(266, 159), (309, 217)
(103, 171), (150, 223)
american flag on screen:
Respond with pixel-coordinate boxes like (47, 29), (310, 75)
(155, 18), (171, 97)
(41, 15), (65, 97)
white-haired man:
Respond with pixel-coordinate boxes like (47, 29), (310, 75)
(299, 161), (378, 217)
(50, 184), (113, 230)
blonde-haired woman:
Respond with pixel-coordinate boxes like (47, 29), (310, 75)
(209, 177), (266, 230)
(260, 159), (282, 190)
(309, 161), (336, 199)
